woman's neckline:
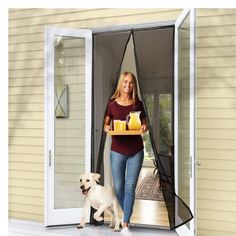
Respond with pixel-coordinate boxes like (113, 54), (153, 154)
(115, 100), (134, 107)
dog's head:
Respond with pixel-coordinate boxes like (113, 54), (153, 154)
(79, 173), (100, 196)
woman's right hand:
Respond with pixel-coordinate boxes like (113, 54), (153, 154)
(104, 116), (112, 133)
(104, 125), (111, 133)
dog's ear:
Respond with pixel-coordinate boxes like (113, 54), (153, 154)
(92, 173), (101, 182)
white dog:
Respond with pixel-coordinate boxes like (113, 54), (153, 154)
(77, 173), (120, 231)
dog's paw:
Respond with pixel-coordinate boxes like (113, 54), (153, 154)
(77, 224), (84, 229)
(94, 216), (103, 221)
(109, 223), (114, 228)
(113, 226), (120, 232)
(93, 213), (103, 222)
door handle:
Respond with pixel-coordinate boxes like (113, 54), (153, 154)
(184, 162), (191, 165)
(49, 150), (53, 167)
(185, 156), (192, 177)
(185, 155), (192, 166)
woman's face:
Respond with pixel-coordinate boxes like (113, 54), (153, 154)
(121, 74), (134, 94)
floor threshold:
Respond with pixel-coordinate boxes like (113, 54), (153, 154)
(9, 219), (177, 236)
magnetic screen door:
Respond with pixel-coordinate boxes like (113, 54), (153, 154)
(93, 26), (193, 229)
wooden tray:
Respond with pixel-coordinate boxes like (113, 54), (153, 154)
(108, 130), (142, 135)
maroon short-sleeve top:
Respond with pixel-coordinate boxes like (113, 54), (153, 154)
(106, 99), (146, 156)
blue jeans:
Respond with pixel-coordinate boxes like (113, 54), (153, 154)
(110, 149), (144, 223)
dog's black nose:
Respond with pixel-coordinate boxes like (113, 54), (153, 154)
(80, 185), (85, 190)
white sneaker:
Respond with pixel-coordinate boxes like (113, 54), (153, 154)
(120, 227), (133, 236)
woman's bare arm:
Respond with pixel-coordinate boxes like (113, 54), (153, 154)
(141, 118), (148, 133)
(104, 116), (111, 132)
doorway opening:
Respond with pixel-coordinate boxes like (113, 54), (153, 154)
(92, 25), (174, 228)
(44, 9), (195, 231)
(120, 33), (172, 228)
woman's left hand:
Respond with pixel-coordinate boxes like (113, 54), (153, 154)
(141, 124), (148, 133)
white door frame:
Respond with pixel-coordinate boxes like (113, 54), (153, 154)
(44, 9), (196, 228)
(44, 27), (92, 226)
(174, 9), (196, 236)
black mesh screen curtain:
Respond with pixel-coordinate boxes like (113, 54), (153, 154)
(92, 27), (193, 230)
(132, 27), (193, 229)
(93, 31), (131, 182)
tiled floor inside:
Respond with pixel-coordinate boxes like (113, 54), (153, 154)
(9, 219), (178, 236)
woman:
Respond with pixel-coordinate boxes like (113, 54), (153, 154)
(104, 71), (148, 236)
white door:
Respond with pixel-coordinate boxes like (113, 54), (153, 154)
(174, 9), (196, 236)
(44, 27), (92, 226)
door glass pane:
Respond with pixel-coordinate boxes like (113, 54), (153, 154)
(54, 36), (85, 209)
(178, 13), (190, 228)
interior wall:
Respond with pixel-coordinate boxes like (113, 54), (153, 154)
(121, 34), (137, 76)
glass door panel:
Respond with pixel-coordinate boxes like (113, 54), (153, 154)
(178, 13), (191, 226)
(54, 36), (86, 209)
(45, 27), (92, 226)
(175, 9), (195, 236)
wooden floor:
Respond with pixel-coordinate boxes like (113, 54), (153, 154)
(105, 167), (170, 228)
(132, 199), (169, 228)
